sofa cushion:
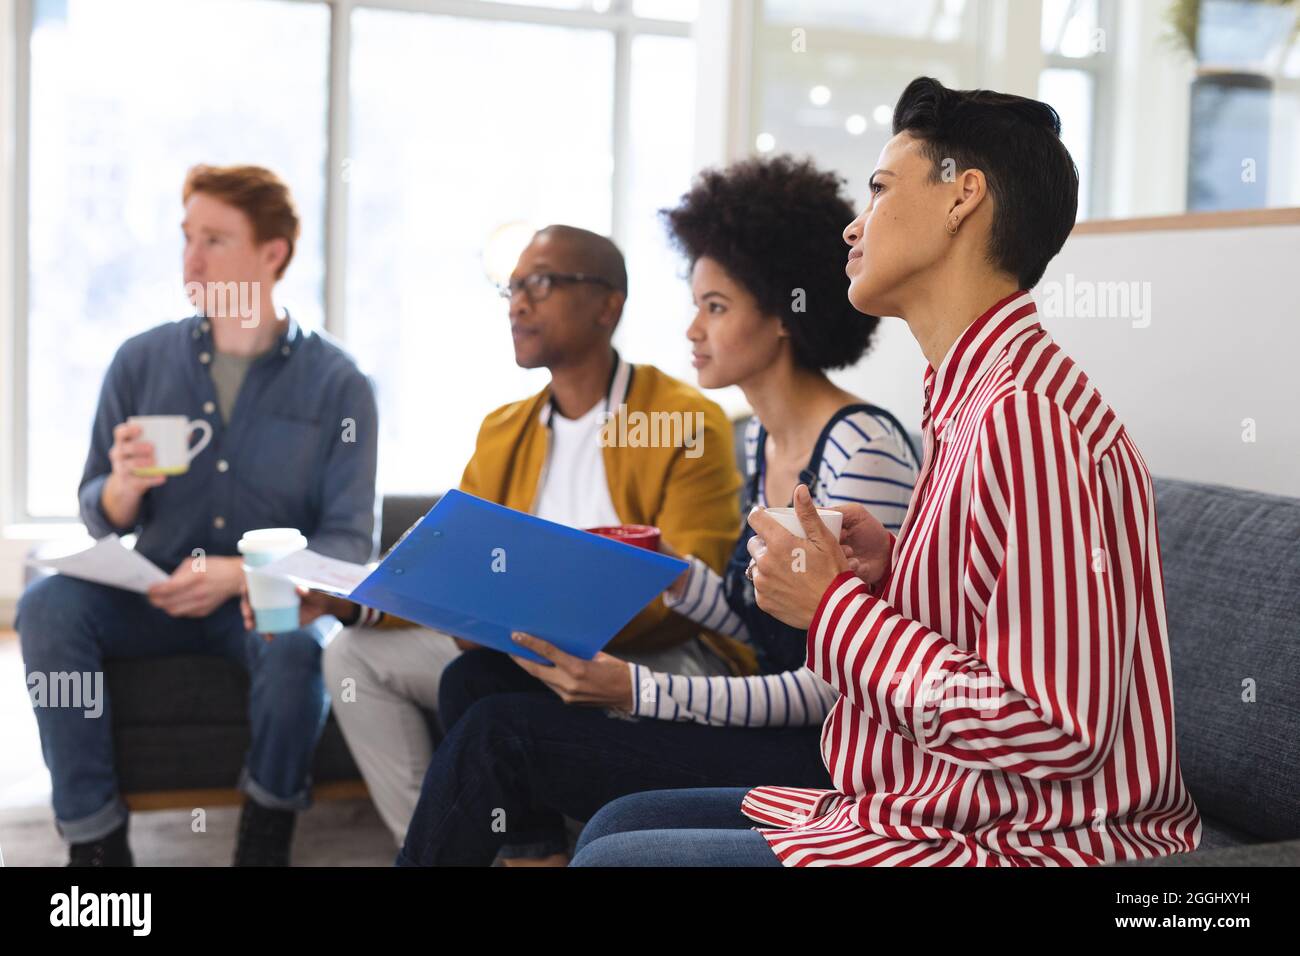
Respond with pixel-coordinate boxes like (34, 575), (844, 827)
(107, 655), (249, 725)
(380, 495), (441, 553)
(1193, 815), (1261, 851)
(111, 716), (361, 792)
(1123, 837), (1300, 867)
(1153, 477), (1300, 842)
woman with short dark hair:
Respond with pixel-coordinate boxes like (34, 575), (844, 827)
(572, 76), (1201, 868)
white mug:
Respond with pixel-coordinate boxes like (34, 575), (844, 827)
(746, 506), (845, 581)
(128, 415), (213, 476)
(761, 506), (844, 541)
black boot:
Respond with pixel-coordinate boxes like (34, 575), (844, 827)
(233, 800), (296, 867)
(68, 819), (134, 867)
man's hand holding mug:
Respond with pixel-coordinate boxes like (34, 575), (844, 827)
(101, 422), (166, 528)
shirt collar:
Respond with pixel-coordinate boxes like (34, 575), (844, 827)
(537, 349), (632, 427)
(924, 290), (1040, 434)
(189, 310), (302, 365)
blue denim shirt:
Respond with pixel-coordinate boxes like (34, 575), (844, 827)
(78, 315), (380, 572)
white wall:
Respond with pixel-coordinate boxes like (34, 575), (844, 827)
(1041, 222), (1299, 497)
(1107, 0), (1195, 218)
(833, 222), (1300, 499)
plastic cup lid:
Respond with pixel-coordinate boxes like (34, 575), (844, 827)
(237, 528), (307, 554)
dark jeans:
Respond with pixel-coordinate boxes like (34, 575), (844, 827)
(437, 648), (552, 730)
(17, 575), (336, 843)
(395, 649), (829, 866)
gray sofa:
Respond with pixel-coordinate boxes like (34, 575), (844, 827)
(1120, 478), (1300, 866)
(96, 474), (1298, 863)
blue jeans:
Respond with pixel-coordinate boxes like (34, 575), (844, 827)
(570, 788), (782, 867)
(16, 574), (336, 843)
(392, 650), (828, 866)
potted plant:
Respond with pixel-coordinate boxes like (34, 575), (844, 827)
(1167, 0), (1298, 63)
(1166, 0), (1299, 210)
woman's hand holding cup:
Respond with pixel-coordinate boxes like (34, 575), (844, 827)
(832, 503), (893, 586)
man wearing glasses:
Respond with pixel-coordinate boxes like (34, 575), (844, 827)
(309, 225), (748, 849)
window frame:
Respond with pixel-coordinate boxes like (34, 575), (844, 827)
(1041, 0), (1119, 220)
(4, 0), (695, 524)
(742, 0), (1118, 220)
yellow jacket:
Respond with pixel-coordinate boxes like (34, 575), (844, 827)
(380, 353), (754, 673)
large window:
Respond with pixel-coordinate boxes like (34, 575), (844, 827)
(749, 0), (1113, 219)
(1038, 0), (1114, 219)
(347, 10), (616, 494)
(750, 0), (982, 206)
(15, 0), (698, 516)
(23, 0), (329, 517)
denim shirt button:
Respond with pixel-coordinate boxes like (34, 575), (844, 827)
(216, 460), (229, 473)
(213, 516), (226, 529)
(203, 401), (216, 415)
(199, 352), (211, 364)
(200, 320), (211, 333)
(281, 345), (291, 357)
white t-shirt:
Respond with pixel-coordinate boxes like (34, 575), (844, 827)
(532, 400), (622, 529)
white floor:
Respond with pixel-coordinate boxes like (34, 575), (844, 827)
(0, 799), (396, 867)
(0, 631), (395, 867)
(0, 631), (52, 813)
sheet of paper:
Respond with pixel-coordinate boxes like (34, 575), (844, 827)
(256, 549), (374, 596)
(29, 534), (169, 594)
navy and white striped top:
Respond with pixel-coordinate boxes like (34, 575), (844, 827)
(631, 406), (919, 727)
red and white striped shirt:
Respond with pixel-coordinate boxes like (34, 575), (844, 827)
(741, 291), (1201, 866)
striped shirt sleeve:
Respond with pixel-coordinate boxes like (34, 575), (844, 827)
(356, 605), (385, 627)
(661, 554), (747, 641)
(740, 786), (848, 828)
(627, 662), (838, 728)
(807, 394), (1125, 781)
(820, 415), (917, 533)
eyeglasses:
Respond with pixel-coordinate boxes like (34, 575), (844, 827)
(496, 272), (616, 303)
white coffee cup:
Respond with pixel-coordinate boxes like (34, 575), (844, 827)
(761, 506), (844, 541)
(128, 415), (213, 476)
(238, 529), (308, 634)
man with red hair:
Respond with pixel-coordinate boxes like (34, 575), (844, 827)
(18, 165), (379, 867)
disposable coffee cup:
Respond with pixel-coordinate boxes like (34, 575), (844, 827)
(238, 529), (308, 633)
(759, 506), (844, 542)
(128, 415), (213, 476)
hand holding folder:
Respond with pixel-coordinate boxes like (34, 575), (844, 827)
(267, 490), (688, 663)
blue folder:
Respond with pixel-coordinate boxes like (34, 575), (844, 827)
(347, 489), (689, 663)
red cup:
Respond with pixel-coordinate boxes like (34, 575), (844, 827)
(586, 524), (661, 551)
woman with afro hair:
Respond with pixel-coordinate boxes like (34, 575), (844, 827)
(395, 155), (917, 867)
